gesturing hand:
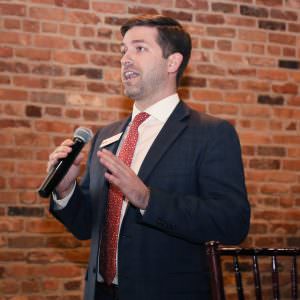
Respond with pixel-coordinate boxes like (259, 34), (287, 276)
(97, 149), (150, 210)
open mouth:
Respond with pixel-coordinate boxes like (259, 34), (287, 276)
(123, 70), (140, 81)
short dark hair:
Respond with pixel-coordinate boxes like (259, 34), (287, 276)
(120, 15), (192, 86)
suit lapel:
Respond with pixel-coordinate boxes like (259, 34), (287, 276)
(91, 117), (131, 205)
(138, 101), (190, 182)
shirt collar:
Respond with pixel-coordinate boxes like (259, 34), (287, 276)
(132, 93), (180, 123)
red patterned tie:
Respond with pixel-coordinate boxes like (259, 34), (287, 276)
(99, 112), (150, 285)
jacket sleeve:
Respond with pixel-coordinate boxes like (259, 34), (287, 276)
(141, 120), (250, 245)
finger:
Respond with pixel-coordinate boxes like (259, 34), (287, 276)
(47, 139), (74, 172)
(61, 139), (74, 146)
(73, 153), (84, 166)
(100, 150), (137, 181)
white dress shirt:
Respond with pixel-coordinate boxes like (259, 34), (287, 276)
(53, 93), (180, 284)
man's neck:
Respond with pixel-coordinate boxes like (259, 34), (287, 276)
(134, 89), (177, 111)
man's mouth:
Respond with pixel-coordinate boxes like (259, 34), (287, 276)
(123, 70), (140, 81)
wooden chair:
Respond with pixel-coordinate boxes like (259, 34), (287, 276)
(206, 241), (300, 300)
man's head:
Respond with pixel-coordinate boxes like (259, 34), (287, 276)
(121, 15), (192, 87)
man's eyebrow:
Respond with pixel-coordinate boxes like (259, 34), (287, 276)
(120, 39), (148, 47)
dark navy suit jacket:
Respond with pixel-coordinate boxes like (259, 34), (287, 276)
(50, 101), (250, 300)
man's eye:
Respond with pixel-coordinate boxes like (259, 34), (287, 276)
(136, 46), (146, 52)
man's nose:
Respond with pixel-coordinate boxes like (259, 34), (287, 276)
(121, 52), (133, 67)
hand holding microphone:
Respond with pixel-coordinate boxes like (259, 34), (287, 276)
(38, 127), (93, 198)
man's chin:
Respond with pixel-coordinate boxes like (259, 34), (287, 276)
(123, 87), (142, 100)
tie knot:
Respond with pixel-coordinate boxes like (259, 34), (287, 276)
(131, 112), (150, 128)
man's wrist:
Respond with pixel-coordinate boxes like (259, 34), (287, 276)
(55, 181), (76, 200)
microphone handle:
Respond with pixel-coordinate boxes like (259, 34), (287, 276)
(38, 138), (85, 198)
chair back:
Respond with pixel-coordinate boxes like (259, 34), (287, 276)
(206, 241), (300, 300)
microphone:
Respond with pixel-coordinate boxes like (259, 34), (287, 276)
(38, 127), (93, 198)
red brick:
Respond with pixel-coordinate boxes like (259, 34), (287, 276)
(239, 132), (272, 145)
(273, 135), (300, 145)
(59, 24), (76, 36)
(42, 279), (60, 291)
(229, 68), (256, 77)
(213, 53), (243, 65)
(23, 20), (40, 33)
(128, 5), (158, 15)
(52, 79), (85, 91)
(160, 10), (192, 22)
(208, 104), (238, 115)
(13, 76), (49, 89)
(30, 6), (65, 21)
(257, 0), (283, 5)
(207, 27), (236, 38)
(192, 89), (223, 102)
(3, 18), (21, 30)
(46, 264), (82, 278)
(257, 69), (288, 81)
(225, 92), (256, 104)
(5, 264), (44, 278)
(269, 33), (296, 45)
(0, 47), (13, 57)
(283, 47), (296, 57)
(65, 108), (81, 119)
(0, 3), (26, 16)
(34, 35), (70, 49)
(273, 107), (300, 119)
(90, 54), (120, 68)
(247, 56), (276, 67)
(0, 279), (20, 294)
(25, 219), (65, 233)
(9, 177), (42, 189)
(239, 29), (267, 42)
(45, 106), (63, 117)
(272, 82), (298, 94)
(55, 0), (89, 9)
(87, 82), (121, 94)
(65, 11), (100, 24)
(176, 0), (208, 10)
(0, 32), (31, 46)
(283, 160), (300, 171)
(251, 44), (265, 55)
(288, 22), (300, 33)
(3, 103), (25, 117)
(196, 13), (225, 24)
(270, 8), (298, 21)
(16, 161), (45, 175)
(141, 0), (173, 6)
(209, 78), (238, 90)
(15, 48), (51, 61)
(227, 16), (256, 27)
(41, 23), (57, 34)
(0, 88), (28, 101)
(200, 39), (214, 50)
(241, 80), (271, 92)
(79, 27), (95, 37)
(53, 51), (87, 64)
(93, 2), (126, 13)
(0, 218), (24, 232)
(35, 120), (74, 133)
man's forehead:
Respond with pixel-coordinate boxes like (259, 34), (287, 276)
(122, 26), (158, 44)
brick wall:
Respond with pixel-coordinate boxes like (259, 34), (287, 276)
(0, 0), (299, 298)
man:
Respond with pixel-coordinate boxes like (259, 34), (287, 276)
(48, 15), (250, 300)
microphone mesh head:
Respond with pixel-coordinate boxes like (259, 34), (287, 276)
(74, 127), (93, 143)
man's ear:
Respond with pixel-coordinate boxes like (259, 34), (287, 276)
(167, 52), (183, 73)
